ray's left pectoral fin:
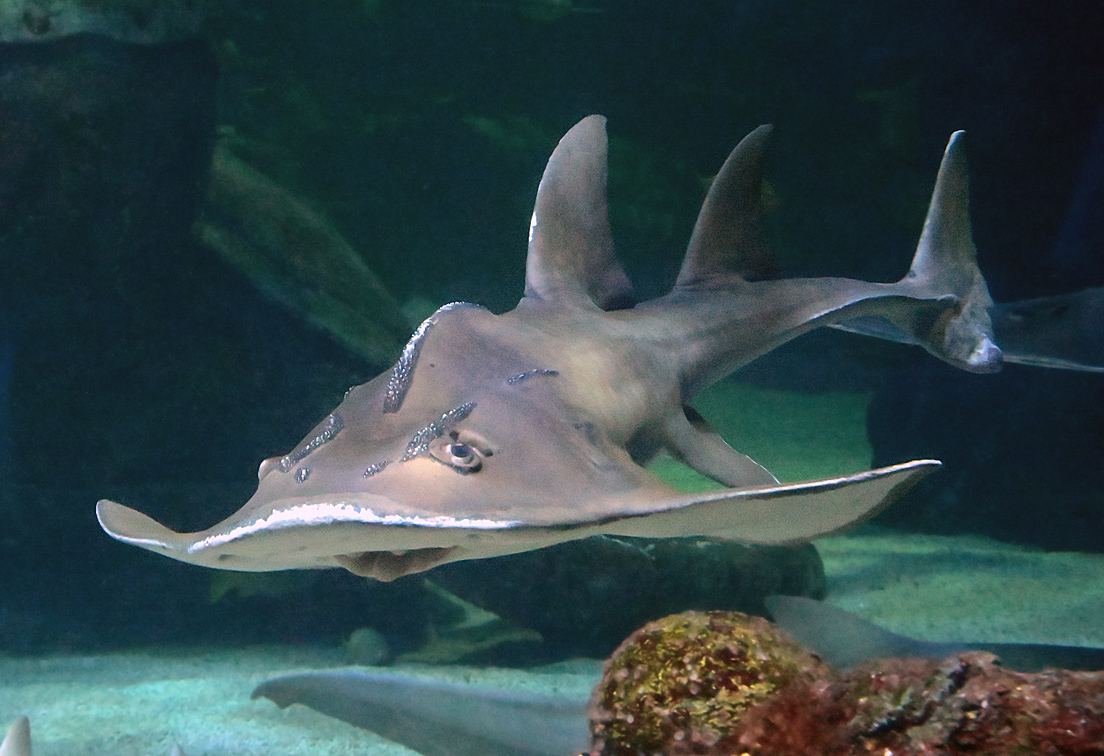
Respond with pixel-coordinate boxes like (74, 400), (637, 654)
(663, 406), (778, 488)
(605, 459), (939, 544)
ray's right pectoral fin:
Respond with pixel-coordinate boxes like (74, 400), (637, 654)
(664, 407), (778, 488)
(605, 459), (939, 544)
(96, 499), (194, 556)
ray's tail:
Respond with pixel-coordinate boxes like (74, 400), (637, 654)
(674, 125), (1002, 377)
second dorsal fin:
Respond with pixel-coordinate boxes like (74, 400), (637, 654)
(676, 124), (775, 288)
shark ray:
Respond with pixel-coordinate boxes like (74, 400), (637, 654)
(836, 286), (1104, 372)
(98, 115), (1001, 581)
(252, 669), (592, 756)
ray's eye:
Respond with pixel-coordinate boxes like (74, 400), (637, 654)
(430, 430), (492, 474)
(448, 442), (475, 465)
(444, 439), (483, 473)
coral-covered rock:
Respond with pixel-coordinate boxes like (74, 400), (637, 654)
(588, 611), (831, 756)
(434, 538), (825, 659)
(735, 652), (1104, 756)
(590, 611), (1104, 756)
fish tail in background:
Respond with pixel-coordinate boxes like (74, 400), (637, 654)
(669, 126), (1000, 392)
(1053, 107), (1104, 288)
(0, 716), (31, 756)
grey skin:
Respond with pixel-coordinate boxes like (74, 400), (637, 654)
(838, 287), (1104, 372)
(97, 115), (1000, 581)
(989, 287), (1104, 372)
(765, 594), (1104, 673)
(252, 670), (592, 756)
(0, 718), (29, 756)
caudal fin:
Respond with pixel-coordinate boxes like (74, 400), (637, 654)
(901, 131), (1002, 372)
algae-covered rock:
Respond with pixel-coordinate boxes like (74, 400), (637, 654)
(734, 652), (1104, 756)
(432, 538), (825, 659)
(588, 610), (829, 756)
(590, 612), (1104, 756)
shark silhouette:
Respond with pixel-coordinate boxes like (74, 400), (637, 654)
(97, 116), (1001, 581)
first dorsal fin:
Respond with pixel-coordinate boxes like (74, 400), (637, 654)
(677, 124), (775, 288)
(524, 115), (635, 310)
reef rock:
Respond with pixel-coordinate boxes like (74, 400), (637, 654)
(197, 139), (411, 365)
(1, 0), (201, 44)
(588, 611), (831, 756)
(589, 610), (1104, 756)
(433, 538), (825, 659)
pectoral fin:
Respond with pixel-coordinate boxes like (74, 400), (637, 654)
(604, 460), (938, 544)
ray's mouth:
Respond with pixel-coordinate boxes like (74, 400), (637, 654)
(334, 546), (462, 581)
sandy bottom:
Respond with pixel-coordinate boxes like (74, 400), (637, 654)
(5, 528), (1104, 756)
(820, 529), (1104, 648)
(0, 648), (597, 756)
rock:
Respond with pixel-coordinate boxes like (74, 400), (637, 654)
(431, 537), (825, 659)
(588, 611), (830, 756)
(196, 138), (411, 365)
(1, 0), (202, 44)
(868, 357), (1104, 552)
(342, 627), (391, 666)
(589, 610), (1104, 756)
(734, 652), (1104, 755)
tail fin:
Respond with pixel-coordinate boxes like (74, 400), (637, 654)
(901, 131), (1002, 372)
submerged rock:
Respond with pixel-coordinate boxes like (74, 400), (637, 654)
(432, 537), (825, 659)
(588, 611), (830, 756)
(735, 652), (1104, 756)
(0, 0), (202, 44)
(197, 138), (411, 365)
(589, 610), (1104, 756)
